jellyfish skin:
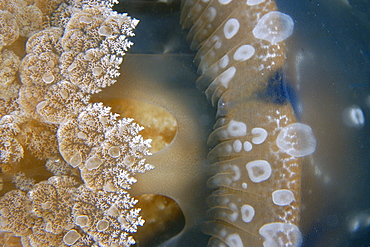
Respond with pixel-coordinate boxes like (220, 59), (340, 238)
(181, 0), (316, 246)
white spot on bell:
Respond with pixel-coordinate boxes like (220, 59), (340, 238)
(224, 18), (240, 39)
(233, 140), (242, 152)
(233, 44), (255, 61)
(246, 160), (272, 183)
(241, 204), (255, 223)
(251, 127), (268, 144)
(272, 189), (295, 206)
(227, 120), (247, 137)
(243, 141), (252, 151)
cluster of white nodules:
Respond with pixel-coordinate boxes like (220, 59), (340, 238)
(229, 125), (267, 153)
(227, 120), (247, 137)
(246, 160), (272, 183)
(272, 189), (295, 206)
(241, 204), (255, 223)
(232, 140), (253, 152)
(252, 11), (294, 43)
(224, 18), (240, 39)
(246, 0), (266, 6)
(233, 45), (255, 62)
(223, 120), (266, 154)
(259, 222), (303, 247)
(276, 123), (317, 157)
(225, 233), (243, 247)
(343, 105), (365, 128)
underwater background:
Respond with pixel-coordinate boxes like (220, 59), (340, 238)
(98, 0), (370, 246)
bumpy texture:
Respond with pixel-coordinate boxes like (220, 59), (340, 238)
(0, 0), (152, 246)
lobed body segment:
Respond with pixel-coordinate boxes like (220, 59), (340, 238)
(181, 0), (315, 246)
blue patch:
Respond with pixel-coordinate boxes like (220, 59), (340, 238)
(257, 70), (294, 102)
(256, 70), (300, 117)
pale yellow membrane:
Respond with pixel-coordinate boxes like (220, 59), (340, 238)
(99, 98), (177, 153)
(91, 100), (184, 245)
(96, 54), (213, 239)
